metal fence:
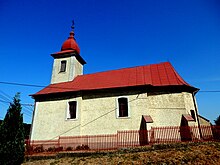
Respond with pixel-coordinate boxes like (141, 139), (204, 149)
(25, 125), (220, 155)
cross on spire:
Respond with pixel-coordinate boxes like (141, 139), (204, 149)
(71, 20), (75, 31)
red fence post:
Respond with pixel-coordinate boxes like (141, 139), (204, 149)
(26, 125), (220, 154)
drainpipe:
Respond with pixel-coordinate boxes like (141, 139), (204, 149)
(192, 91), (202, 140)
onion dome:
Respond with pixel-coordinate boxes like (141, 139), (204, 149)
(61, 31), (80, 54)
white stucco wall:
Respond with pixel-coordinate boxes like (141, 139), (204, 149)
(80, 92), (148, 135)
(31, 91), (199, 140)
(31, 97), (82, 140)
(147, 92), (198, 127)
(50, 56), (83, 84)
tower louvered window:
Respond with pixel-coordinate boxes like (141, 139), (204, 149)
(60, 60), (67, 72)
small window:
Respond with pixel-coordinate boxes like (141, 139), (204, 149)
(68, 101), (77, 119)
(190, 110), (196, 121)
(118, 97), (128, 117)
(60, 60), (67, 72)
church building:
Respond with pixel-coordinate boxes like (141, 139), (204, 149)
(30, 24), (201, 141)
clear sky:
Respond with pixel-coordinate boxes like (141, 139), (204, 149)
(0, 0), (219, 124)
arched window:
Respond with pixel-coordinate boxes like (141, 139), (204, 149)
(118, 97), (129, 117)
(67, 101), (77, 119)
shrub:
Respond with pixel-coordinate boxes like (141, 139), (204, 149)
(47, 147), (56, 152)
(66, 146), (73, 151)
(56, 147), (63, 151)
(76, 144), (90, 150)
(33, 145), (44, 153)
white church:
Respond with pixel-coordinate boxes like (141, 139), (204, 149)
(30, 24), (205, 142)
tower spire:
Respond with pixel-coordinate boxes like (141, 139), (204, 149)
(69, 19), (75, 39)
(71, 19), (75, 31)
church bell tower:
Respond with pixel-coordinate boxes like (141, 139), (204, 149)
(50, 21), (86, 84)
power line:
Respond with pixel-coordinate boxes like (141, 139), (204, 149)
(0, 100), (33, 118)
(0, 100), (32, 116)
(199, 91), (220, 93)
(0, 90), (33, 120)
(0, 81), (47, 88)
(0, 99), (11, 104)
(22, 107), (33, 115)
(0, 94), (11, 103)
(0, 89), (13, 100)
(23, 113), (32, 119)
(0, 90), (34, 109)
(0, 81), (77, 90)
(0, 99), (33, 107)
(23, 106), (33, 113)
(0, 80), (219, 127)
(41, 95), (140, 143)
(22, 103), (34, 107)
(1, 80), (220, 92)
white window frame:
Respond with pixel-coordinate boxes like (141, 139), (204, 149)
(66, 100), (78, 120)
(116, 96), (130, 118)
(60, 60), (67, 73)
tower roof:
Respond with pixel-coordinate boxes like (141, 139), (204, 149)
(51, 21), (86, 65)
(60, 31), (80, 54)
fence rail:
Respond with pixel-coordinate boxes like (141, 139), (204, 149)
(25, 125), (220, 155)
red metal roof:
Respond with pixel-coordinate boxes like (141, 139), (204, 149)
(32, 62), (195, 96)
(53, 49), (75, 55)
(56, 31), (80, 55)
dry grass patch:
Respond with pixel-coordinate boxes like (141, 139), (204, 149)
(23, 142), (220, 165)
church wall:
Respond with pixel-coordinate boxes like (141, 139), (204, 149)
(183, 92), (199, 127)
(80, 91), (198, 135)
(51, 56), (83, 84)
(31, 97), (82, 140)
(31, 91), (198, 140)
(80, 91), (148, 135)
(147, 92), (198, 127)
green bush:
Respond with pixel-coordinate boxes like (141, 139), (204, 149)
(0, 93), (25, 165)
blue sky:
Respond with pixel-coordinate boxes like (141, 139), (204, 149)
(0, 0), (219, 124)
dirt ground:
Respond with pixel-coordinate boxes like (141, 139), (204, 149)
(23, 142), (220, 165)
